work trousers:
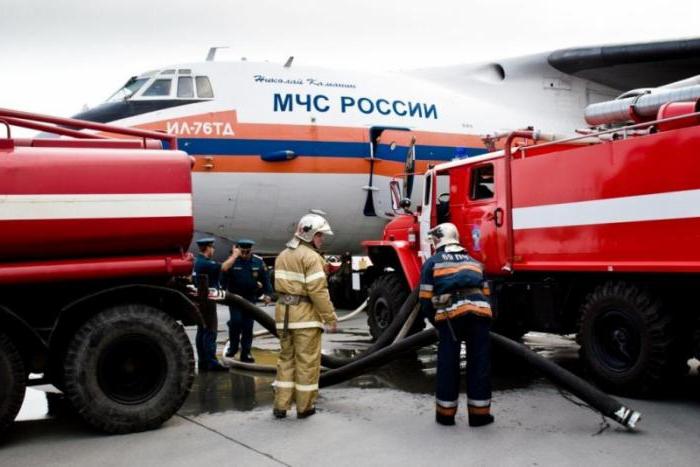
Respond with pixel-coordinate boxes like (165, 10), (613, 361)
(195, 327), (219, 369)
(196, 301), (220, 369)
(228, 304), (254, 356)
(273, 327), (322, 413)
(435, 314), (492, 420)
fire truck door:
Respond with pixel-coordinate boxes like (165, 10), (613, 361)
(462, 162), (507, 271)
(418, 170), (436, 262)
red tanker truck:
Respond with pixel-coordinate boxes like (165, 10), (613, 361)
(0, 109), (200, 435)
(362, 101), (700, 396)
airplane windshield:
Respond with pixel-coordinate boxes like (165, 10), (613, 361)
(105, 77), (149, 103)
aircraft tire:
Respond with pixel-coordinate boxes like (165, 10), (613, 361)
(63, 304), (194, 434)
(0, 331), (26, 437)
(577, 281), (683, 396)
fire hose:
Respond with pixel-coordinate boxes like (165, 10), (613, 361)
(219, 291), (641, 429)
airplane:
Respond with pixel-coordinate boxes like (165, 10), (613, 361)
(70, 38), (700, 255)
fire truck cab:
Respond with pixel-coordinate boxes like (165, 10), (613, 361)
(363, 102), (700, 396)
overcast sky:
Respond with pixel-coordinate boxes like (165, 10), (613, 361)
(1, 0), (699, 122)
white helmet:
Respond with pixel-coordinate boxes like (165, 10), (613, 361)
(287, 214), (333, 248)
(427, 222), (461, 249)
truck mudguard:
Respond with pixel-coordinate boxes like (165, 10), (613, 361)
(363, 240), (423, 289)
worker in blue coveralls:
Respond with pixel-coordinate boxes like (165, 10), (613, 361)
(419, 223), (494, 427)
(194, 237), (236, 371)
(222, 239), (272, 363)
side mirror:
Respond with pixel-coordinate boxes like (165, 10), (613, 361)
(389, 180), (401, 212)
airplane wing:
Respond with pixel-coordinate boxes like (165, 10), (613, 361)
(547, 37), (700, 90)
(410, 37), (700, 96)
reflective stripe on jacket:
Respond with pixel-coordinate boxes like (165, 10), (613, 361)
(419, 246), (492, 323)
(274, 242), (337, 329)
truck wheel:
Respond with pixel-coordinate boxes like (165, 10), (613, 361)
(63, 304), (194, 434)
(693, 316), (700, 361)
(491, 319), (527, 341)
(0, 332), (26, 436)
(367, 273), (417, 340)
(577, 282), (680, 396)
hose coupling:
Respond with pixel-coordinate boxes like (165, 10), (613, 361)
(614, 406), (642, 429)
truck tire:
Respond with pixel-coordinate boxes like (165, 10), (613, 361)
(63, 304), (194, 434)
(577, 282), (681, 396)
(693, 316), (700, 361)
(367, 273), (424, 340)
(491, 318), (527, 342)
(0, 332), (26, 436)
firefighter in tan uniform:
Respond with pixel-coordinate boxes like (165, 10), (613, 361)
(273, 214), (338, 419)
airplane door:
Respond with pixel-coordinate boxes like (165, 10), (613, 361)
(460, 161), (508, 273)
(364, 128), (416, 217)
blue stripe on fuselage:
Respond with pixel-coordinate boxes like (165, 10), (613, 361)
(177, 138), (487, 161)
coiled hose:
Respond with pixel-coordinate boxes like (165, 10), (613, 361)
(224, 290), (418, 369)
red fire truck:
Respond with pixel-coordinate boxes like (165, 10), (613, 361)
(0, 109), (200, 435)
(362, 101), (700, 395)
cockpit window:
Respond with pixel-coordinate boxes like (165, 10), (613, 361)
(161, 69), (176, 75)
(105, 77), (149, 103)
(142, 78), (172, 97)
(195, 76), (214, 98)
(177, 77), (194, 98)
(178, 69), (192, 74)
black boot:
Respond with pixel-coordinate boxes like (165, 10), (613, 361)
(436, 413), (455, 426)
(273, 409), (287, 419)
(240, 353), (255, 363)
(209, 362), (229, 372)
(469, 414), (494, 427)
(297, 408), (316, 419)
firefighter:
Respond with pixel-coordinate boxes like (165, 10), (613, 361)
(194, 237), (236, 372)
(419, 223), (494, 427)
(272, 214), (338, 419)
(222, 239), (272, 363)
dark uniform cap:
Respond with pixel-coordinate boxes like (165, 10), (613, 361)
(236, 238), (256, 248)
(196, 237), (216, 247)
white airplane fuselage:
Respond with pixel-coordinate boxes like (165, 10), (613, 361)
(77, 59), (616, 253)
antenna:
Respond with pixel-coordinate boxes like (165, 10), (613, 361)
(284, 56), (294, 68)
(206, 46), (229, 62)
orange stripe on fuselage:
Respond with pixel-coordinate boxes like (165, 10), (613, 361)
(132, 110), (487, 146)
(192, 155), (429, 175)
(118, 110), (488, 175)
(235, 122), (367, 142)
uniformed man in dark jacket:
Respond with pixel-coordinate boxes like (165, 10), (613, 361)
(194, 237), (236, 371)
(222, 239), (272, 363)
(419, 223), (494, 427)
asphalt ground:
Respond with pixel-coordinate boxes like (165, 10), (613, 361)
(3, 305), (700, 466)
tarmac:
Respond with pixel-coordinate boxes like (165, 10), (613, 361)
(3, 305), (700, 466)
